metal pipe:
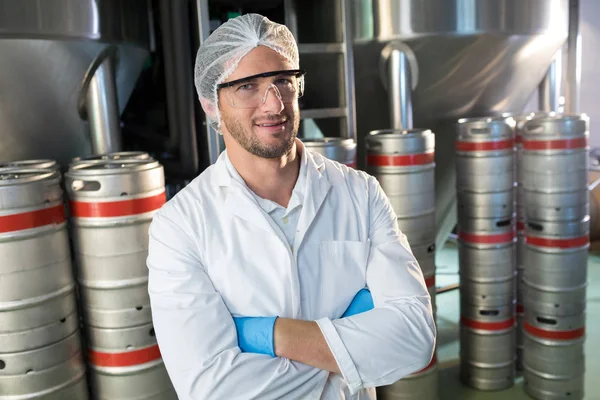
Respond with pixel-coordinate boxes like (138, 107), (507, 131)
(159, 0), (199, 176)
(159, 0), (180, 151)
(340, 0), (357, 142)
(538, 51), (563, 112)
(565, 0), (581, 113)
(388, 49), (413, 129)
(86, 55), (122, 154)
(194, 0), (221, 165)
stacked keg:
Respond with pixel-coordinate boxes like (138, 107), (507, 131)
(520, 114), (589, 400)
(455, 117), (517, 390)
(365, 129), (439, 400)
(303, 137), (357, 167)
(64, 156), (177, 399)
(0, 166), (89, 398)
(513, 112), (557, 371)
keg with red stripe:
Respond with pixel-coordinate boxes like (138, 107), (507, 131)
(523, 218), (589, 308)
(0, 168), (88, 398)
(459, 303), (516, 390)
(521, 114), (589, 222)
(457, 216), (516, 306)
(523, 309), (585, 400)
(86, 323), (178, 399)
(455, 116), (515, 194)
(65, 159), (166, 329)
(365, 129), (436, 246)
(377, 353), (439, 399)
(303, 137), (357, 168)
(64, 159), (174, 397)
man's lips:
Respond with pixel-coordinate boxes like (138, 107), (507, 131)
(254, 120), (287, 127)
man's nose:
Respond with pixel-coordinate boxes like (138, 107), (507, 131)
(259, 84), (284, 113)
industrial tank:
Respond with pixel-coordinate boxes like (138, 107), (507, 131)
(349, 0), (569, 248)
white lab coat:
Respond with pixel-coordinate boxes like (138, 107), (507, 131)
(147, 145), (436, 400)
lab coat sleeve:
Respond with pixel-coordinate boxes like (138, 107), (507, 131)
(315, 176), (437, 394)
(147, 211), (322, 400)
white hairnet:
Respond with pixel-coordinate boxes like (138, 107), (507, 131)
(194, 13), (299, 131)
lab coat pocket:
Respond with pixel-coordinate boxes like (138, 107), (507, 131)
(318, 240), (371, 315)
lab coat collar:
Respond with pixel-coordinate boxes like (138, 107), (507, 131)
(212, 140), (332, 245)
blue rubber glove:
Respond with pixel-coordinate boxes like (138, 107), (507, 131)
(342, 288), (374, 317)
(233, 316), (278, 357)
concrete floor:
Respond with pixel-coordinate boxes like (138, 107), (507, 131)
(433, 241), (599, 400)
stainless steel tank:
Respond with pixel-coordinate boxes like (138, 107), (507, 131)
(351, 0), (570, 249)
(0, 0), (151, 165)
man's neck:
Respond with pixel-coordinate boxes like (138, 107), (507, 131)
(229, 141), (301, 208)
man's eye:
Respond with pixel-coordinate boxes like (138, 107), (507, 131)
(237, 83), (255, 91)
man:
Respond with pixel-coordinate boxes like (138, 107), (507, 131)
(147, 13), (435, 400)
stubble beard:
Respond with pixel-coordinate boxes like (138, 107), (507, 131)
(224, 111), (300, 159)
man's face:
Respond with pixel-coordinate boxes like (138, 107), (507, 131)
(218, 46), (301, 159)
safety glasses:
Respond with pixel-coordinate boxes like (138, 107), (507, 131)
(217, 69), (306, 109)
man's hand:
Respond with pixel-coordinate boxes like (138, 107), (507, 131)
(341, 288), (374, 318)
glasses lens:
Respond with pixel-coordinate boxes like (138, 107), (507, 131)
(227, 74), (302, 108)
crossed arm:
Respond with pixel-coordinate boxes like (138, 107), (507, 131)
(147, 178), (436, 399)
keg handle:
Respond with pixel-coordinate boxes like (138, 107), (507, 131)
(364, 140), (383, 152)
(70, 179), (102, 192)
(536, 316), (557, 325)
(528, 222), (544, 232)
(495, 219), (512, 227)
(523, 124), (545, 135)
(479, 310), (500, 316)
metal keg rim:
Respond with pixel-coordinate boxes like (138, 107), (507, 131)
(457, 115), (516, 125)
(0, 159), (58, 169)
(522, 113), (590, 126)
(70, 151), (151, 164)
(66, 158), (161, 175)
(368, 128), (432, 136)
(0, 168), (60, 185)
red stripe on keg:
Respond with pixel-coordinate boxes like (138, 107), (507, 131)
(524, 322), (585, 340)
(460, 316), (516, 331)
(0, 204), (65, 233)
(525, 235), (589, 249)
(366, 152), (434, 166)
(70, 192), (166, 218)
(88, 344), (162, 367)
(515, 135), (522, 144)
(455, 139), (513, 152)
(458, 230), (514, 244)
(522, 136), (587, 150)
(345, 162), (357, 168)
(517, 304), (524, 314)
